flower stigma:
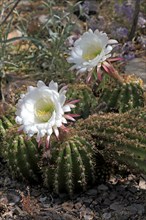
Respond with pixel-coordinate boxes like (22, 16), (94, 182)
(34, 97), (55, 123)
(82, 46), (102, 61)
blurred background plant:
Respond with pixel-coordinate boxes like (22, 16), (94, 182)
(0, 0), (145, 123)
(0, 0), (79, 107)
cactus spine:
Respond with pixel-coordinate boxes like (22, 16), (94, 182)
(0, 115), (15, 155)
(43, 135), (96, 196)
(4, 134), (42, 182)
(67, 83), (97, 118)
(97, 74), (144, 113)
(76, 107), (146, 174)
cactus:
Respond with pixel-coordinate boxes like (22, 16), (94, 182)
(0, 114), (15, 155)
(76, 107), (146, 175)
(67, 83), (97, 118)
(97, 74), (144, 113)
(42, 135), (97, 196)
(3, 133), (42, 182)
(0, 115), (14, 133)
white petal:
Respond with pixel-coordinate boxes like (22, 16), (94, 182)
(53, 126), (59, 137)
(67, 28), (118, 73)
(59, 85), (67, 95)
(15, 79), (74, 142)
(20, 94), (25, 98)
(62, 117), (67, 124)
(108, 39), (118, 44)
(47, 128), (53, 135)
(59, 94), (66, 106)
(49, 80), (58, 92)
(27, 86), (35, 92)
(15, 116), (22, 124)
(63, 105), (71, 112)
(37, 80), (46, 88)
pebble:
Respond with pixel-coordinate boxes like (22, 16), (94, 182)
(110, 202), (124, 211)
(102, 212), (112, 219)
(97, 184), (109, 191)
(62, 202), (74, 211)
(139, 177), (146, 190)
(134, 204), (145, 215)
(109, 192), (117, 201)
(6, 190), (21, 205)
(74, 202), (82, 210)
(86, 188), (97, 196)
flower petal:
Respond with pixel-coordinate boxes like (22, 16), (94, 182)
(15, 80), (77, 144)
(67, 29), (118, 74)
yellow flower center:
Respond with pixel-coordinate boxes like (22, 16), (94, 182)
(83, 46), (102, 61)
(34, 97), (55, 122)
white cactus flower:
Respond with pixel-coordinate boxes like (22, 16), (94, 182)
(15, 80), (77, 145)
(67, 29), (118, 73)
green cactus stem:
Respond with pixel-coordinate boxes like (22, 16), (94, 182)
(43, 135), (97, 196)
(76, 107), (146, 175)
(97, 74), (144, 113)
(3, 133), (42, 182)
(0, 114), (15, 155)
(67, 83), (97, 118)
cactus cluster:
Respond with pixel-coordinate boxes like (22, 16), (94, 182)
(43, 135), (97, 196)
(3, 125), (110, 195)
(67, 83), (97, 118)
(76, 107), (146, 174)
(97, 74), (144, 113)
(3, 133), (42, 182)
(2, 74), (146, 196)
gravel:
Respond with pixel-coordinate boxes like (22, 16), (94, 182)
(1, 158), (146, 220)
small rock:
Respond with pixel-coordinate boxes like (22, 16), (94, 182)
(127, 174), (136, 181)
(109, 192), (117, 201)
(134, 204), (145, 215)
(62, 202), (74, 211)
(127, 186), (137, 194)
(102, 212), (112, 219)
(86, 188), (97, 196)
(80, 208), (94, 220)
(74, 202), (82, 210)
(110, 202), (124, 211)
(39, 196), (47, 203)
(139, 178), (146, 190)
(97, 184), (108, 191)
(126, 205), (137, 215)
(103, 198), (111, 206)
(83, 198), (93, 206)
(6, 190), (21, 205)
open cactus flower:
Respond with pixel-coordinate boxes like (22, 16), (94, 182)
(67, 29), (123, 83)
(15, 80), (79, 147)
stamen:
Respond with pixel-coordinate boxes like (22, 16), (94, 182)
(34, 97), (55, 122)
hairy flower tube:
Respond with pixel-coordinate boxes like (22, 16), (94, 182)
(15, 81), (78, 146)
(67, 29), (118, 73)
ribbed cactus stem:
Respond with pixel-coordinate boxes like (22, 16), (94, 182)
(76, 107), (146, 174)
(53, 145), (66, 194)
(65, 144), (73, 195)
(71, 142), (86, 190)
(2, 116), (13, 128)
(67, 83), (97, 118)
(4, 134), (42, 182)
(43, 135), (97, 196)
(97, 74), (144, 113)
(0, 119), (6, 136)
